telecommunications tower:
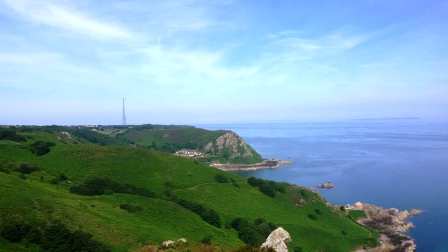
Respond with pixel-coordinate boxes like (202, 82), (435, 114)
(122, 97), (127, 126)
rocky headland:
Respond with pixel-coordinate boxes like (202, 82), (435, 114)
(349, 202), (422, 252)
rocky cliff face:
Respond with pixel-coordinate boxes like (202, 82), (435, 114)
(202, 131), (262, 164)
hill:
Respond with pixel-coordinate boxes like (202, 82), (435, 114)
(108, 124), (263, 164)
(0, 127), (378, 252)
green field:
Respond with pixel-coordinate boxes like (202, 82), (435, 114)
(0, 127), (378, 251)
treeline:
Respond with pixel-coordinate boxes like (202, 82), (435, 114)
(230, 218), (277, 246)
(0, 220), (110, 252)
(70, 177), (154, 197)
(247, 177), (287, 197)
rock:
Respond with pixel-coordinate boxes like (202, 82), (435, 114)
(161, 240), (175, 248)
(203, 131), (261, 162)
(260, 227), (291, 252)
(353, 201), (364, 209)
(352, 202), (421, 252)
(318, 181), (335, 189)
(176, 238), (187, 244)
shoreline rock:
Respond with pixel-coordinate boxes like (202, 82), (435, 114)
(210, 159), (292, 171)
(349, 202), (422, 252)
(317, 181), (335, 189)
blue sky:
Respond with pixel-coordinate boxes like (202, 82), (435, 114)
(0, 0), (447, 124)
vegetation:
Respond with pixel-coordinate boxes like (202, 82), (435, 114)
(0, 220), (110, 252)
(348, 210), (367, 220)
(0, 129), (26, 142)
(16, 163), (39, 174)
(29, 141), (55, 156)
(70, 177), (154, 197)
(247, 177), (287, 197)
(230, 218), (277, 246)
(119, 203), (143, 213)
(0, 126), (378, 251)
(174, 198), (222, 228)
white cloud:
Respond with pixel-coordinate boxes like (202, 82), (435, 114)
(269, 30), (373, 54)
(3, 0), (132, 40)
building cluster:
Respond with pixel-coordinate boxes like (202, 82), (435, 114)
(174, 149), (204, 158)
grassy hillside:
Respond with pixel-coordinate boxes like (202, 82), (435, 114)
(115, 125), (263, 164)
(0, 127), (378, 251)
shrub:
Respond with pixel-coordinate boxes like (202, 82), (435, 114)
(175, 199), (221, 228)
(200, 235), (213, 245)
(230, 217), (277, 246)
(247, 177), (286, 198)
(16, 163), (39, 174)
(0, 220), (110, 252)
(29, 141), (55, 156)
(293, 247), (303, 252)
(307, 214), (318, 220)
(0, 129), (26, 142)
(120, 203), (143, 213)
(214, 174), (229, 183)
(51, 174), (69, 184)
(231, 178), (240, 188)
(259, 183), (276, 197)
(70, 177), (154, 198)
(0, 222), (33, 242)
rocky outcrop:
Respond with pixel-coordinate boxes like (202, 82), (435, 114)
(350, 202), (422, 252)
(260, 227), (291, 252)
(203, 131), (262, 164)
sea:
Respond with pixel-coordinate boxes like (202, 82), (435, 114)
(201, 119), (448, 252)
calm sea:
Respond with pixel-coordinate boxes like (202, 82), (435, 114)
(201, 120), (448, 252)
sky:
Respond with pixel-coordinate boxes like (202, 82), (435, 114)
(0, 0), (447, 125)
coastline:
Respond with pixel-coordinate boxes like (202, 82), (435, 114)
(348, 202), (422, 252)
(210, 159), (292, 171)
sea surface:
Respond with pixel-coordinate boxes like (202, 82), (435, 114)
(201, 120), (448, 252)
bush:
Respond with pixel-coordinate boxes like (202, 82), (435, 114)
(0, 129), (26, 142)
(120, 203), (143, 213)
(259, 183), (276, 197)
(230, 217), (277, 246)
(70, 177), (154, 198)
(247, 177), (286, 198)
(0, 220), (110, 252)
(200, 235), (213, 245)
(0, 222), (33, 242)
(29, 141), (55, 156)
(214, 174), (229, 183)
(231, 178), (240, 188)
(307, 214), (318, 220)
(175, 199), (221, 228)
(293, 247), (303, 252)
(51, 174), (69, 184)
(16, 163), (39, 174)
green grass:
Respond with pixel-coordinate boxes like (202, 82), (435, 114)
(348, 210), (367, 221)
(0, 128), (378, 251)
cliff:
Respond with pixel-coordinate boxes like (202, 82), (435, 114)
(202, 131), (262, 164)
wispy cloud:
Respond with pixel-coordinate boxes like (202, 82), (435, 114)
(268, 30), (374, 54)
(3, 0), (132, 40)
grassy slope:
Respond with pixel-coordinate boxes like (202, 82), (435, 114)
(117, 126), (226, 149)
(0, 130), (377, 251)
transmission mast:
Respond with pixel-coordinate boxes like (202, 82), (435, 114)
(122, 97), (127, 126)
